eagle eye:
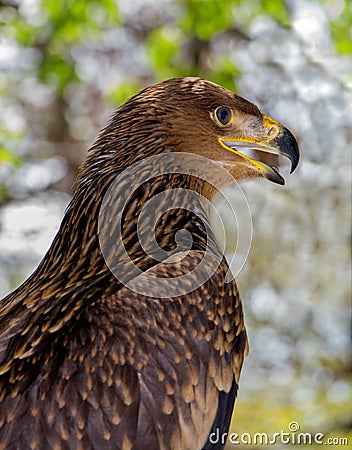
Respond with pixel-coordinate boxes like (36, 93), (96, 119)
(214, 106), (233, 126)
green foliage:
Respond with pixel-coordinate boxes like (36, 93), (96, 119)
(0, 184), (7, 202)
(0, 0), (120, 190)
(147, 26), (183, 80)
(0, 142), (22, 202)
(234, 381), (352, 449)
(180, 0), (236, 40)
(207, 60), (242, 92)
(40, 0), (119, 94)
(12, 0), (120, 95)
(316, 0), (352, 55)
(146, 1), (243, 89)
(39, 53), (78, 96)
(0, 128), (23, 170)
(0, 0), (351, 434)
(1, 0), (348, 195)
(179, 0), (290, 38)
(43, 0), (119, 43)
(0, 147), (22, 168)
(258, 0), (291, 27)
(106, 80), (145, 107)
(146, 0), (290, 90)
(330, 1), (352, 54)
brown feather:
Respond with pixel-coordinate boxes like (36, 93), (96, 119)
(0, 77), (296, 449)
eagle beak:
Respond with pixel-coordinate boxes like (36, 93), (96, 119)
(268, 125), (300, 174)
(220, 122), (300, 185)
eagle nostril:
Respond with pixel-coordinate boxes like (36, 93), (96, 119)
(262, 114), (280, 140)
(267, 125), (279, 139)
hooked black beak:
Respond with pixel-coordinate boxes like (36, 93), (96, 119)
(272, 126), (300, 174)
(220, 124), (300, 185)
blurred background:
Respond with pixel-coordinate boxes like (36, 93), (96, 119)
(0, 0), (351, 448)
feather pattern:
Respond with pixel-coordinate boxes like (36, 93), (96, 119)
(0, 77), (299, 449)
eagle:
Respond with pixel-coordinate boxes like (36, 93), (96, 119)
(0, 78), (299, 450)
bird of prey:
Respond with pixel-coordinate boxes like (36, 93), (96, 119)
(0, 78), (299, 450)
